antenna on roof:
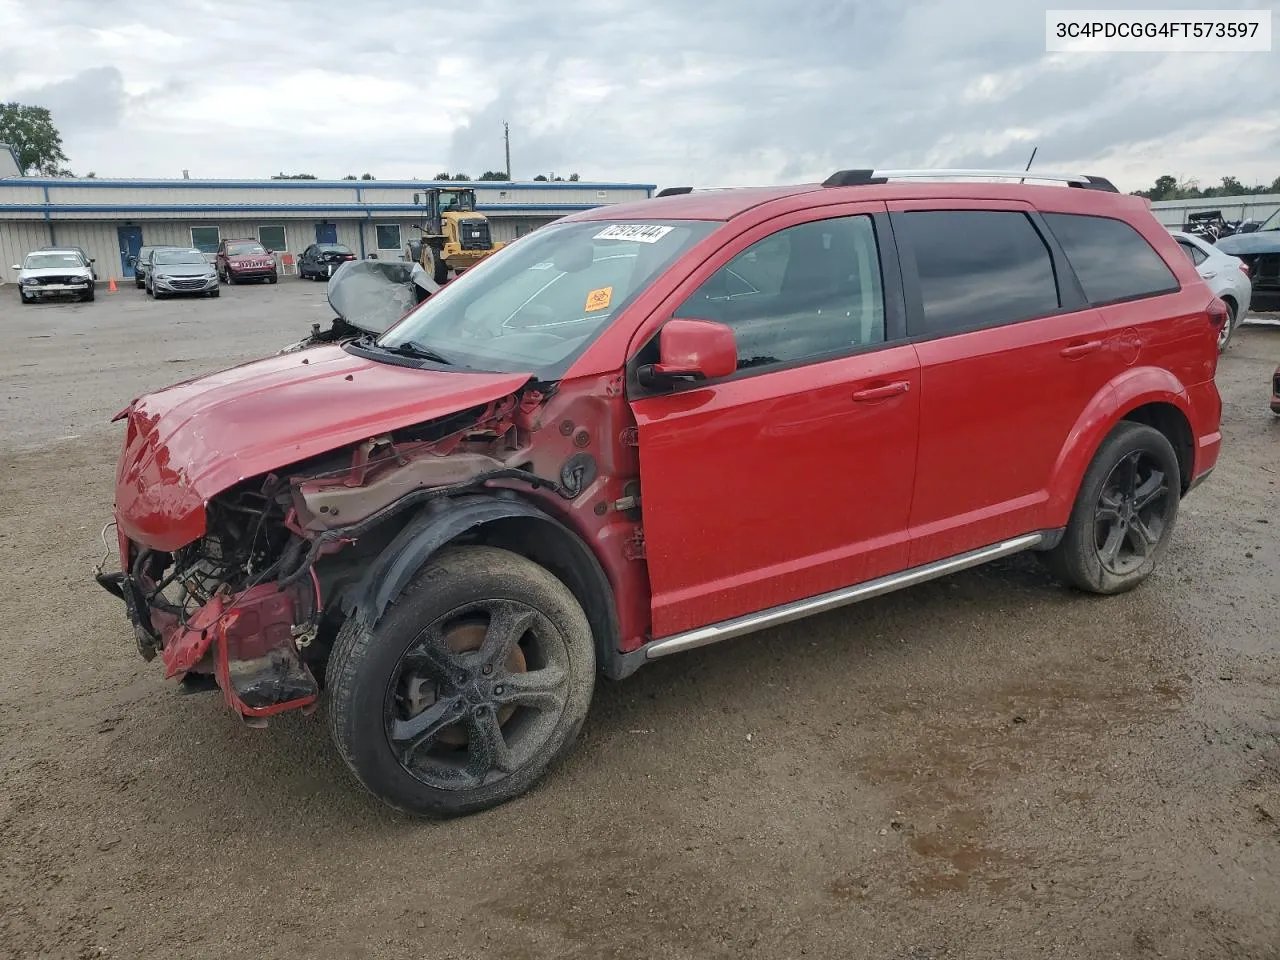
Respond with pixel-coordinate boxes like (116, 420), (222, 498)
(1019, 147), (1038, 184)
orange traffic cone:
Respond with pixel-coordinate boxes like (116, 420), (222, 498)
(108, 277), (117, 293)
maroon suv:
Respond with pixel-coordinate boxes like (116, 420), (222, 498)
(216, 239), (279, 285)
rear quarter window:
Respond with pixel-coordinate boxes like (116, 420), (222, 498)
(1042, 213), (1179, 306)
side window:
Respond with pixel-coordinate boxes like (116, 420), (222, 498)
(1043, 213), (1179, 305)
(673, 215), (886, 370)
(898, 210), (1060, 337)
(1177, 239), (1208, 266)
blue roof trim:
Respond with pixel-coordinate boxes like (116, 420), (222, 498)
(0, 178), (657, 191)
(0, 203), (601, 215)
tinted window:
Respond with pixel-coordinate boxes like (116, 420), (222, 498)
(899, 211), (1059, 337)
(1177, 239), (1208, 266)
(1043, 213), (1179, 305)
(673, 215), (886, 370)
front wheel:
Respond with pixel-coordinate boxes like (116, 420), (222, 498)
(1041, 422), (1181, 594)
(326, 545), (596, 818)
(268, 272), (278, 284)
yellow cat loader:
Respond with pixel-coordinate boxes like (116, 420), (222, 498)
(405, 187), (505, 284)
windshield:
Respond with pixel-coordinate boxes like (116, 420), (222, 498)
(227, 242), (267, 255)
(154, 250), (210, 265)
(438, 191), (475, 212)
(24, 252), (84, 270)
(1258, 209), (1280, 231)
(376, 219), (717, 376)
(317, 244), (353, 254)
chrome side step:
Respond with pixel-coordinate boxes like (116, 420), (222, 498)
(644, 533), (1045, 660)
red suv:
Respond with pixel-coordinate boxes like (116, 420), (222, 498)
(97, 169), (1224, 817)
(216, 238), (279, 284)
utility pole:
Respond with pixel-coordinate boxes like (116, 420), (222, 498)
(503, 121), (511, 180)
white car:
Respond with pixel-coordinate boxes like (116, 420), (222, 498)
(12, 248), (96, 305)
(1169, 230), (1251, 352)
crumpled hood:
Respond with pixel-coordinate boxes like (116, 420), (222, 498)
(1215, 231), (1280, 255)
(115, 344), (531, 550)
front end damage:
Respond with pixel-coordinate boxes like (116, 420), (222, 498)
(96, 377), (635, 723)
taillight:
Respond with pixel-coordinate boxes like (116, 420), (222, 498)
(1206, 297), (1229, 330)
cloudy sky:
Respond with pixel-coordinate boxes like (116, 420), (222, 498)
(1, 0), (1277, 193)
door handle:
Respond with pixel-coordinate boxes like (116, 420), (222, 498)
(1060, 340), (1103, 359)
(852, 380), (911, 402)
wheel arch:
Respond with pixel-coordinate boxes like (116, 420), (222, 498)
(1046, 368), (1197, 525)
(346, 493), (632, 680)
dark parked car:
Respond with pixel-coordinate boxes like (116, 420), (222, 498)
(146, 248), (220, 299)
(97, 168), (1223, 818)
(1216, 207), (1280, 311)
(299, 242), (357, 280)
(216, 239), (278, 284)
(132, 245), (182, 289)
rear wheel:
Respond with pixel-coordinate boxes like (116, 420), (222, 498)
(1041, 422), (1180, 594)
(1217, 297), (1237, 352)
(327, 545), (596, 818)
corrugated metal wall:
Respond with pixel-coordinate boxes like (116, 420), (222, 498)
(1150, 193), (1280, 228)
(0, 214), (567, 283)
(0, 220), (56, 278)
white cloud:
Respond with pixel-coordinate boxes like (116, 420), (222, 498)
(0, 0), (1277, 191)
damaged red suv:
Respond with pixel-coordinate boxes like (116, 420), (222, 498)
(98, 169), (1224, 817)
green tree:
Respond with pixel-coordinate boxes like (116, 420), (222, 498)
(478, 170), (510, 181)
(532, 174), (548, 181)
(271, 172), (317, 179)
(342, 174), (357, 180)
(568, 173), (580, 182)
(0, 102), (69, 175)
(360, 172), (375, 180)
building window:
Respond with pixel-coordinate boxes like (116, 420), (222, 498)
(375, 224), (402, 250)
(190, 226), (220, 254)
(258, 225), (287, 253)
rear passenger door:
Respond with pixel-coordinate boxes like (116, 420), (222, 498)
(889, 201), (1120, 566)
(630, 205), (922, 638)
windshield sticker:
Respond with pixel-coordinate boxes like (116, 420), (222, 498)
(584, 286), (614, 312)
(593, 224), (674, 244)
(529, 261), (555, 270)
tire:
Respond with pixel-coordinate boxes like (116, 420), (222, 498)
(19, 290), (32, 305)
(82, 285), (95, 302)
(225, 271), (236, 285)
(146, 283), (154, 298)
(268, 272), (278, 284)
(327, 545), (596, 818)
(209, 288), (220, 298)
(135, 277), (144, 289)
(1041, 421), (1181, 595)
(1217, 298), (1237, 353)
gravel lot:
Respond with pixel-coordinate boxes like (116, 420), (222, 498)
(1, 281), (1277, 960)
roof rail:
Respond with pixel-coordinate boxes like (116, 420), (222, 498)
(823, 169), (1120, 193)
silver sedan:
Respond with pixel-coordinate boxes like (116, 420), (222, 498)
(1169, 229), (1253, 352)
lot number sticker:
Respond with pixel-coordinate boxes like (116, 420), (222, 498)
(593, 224), (674, 244)
(584, 286), (614, 312)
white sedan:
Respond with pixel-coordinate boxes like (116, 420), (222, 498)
(1169, 230), (1252, 352)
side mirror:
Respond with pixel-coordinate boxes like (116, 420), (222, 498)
(10, 264), (20, 271)
(641, 318), (737, 386)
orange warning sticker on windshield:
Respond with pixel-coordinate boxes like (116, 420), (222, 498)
(585, 286), (613, 312)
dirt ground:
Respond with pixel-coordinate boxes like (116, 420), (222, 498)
(1, 282), (1277, 960)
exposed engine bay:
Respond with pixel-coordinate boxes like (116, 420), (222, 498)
(96, 369), (638, 721)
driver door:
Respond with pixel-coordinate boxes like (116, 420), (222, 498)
(628, 205), (922, 639)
